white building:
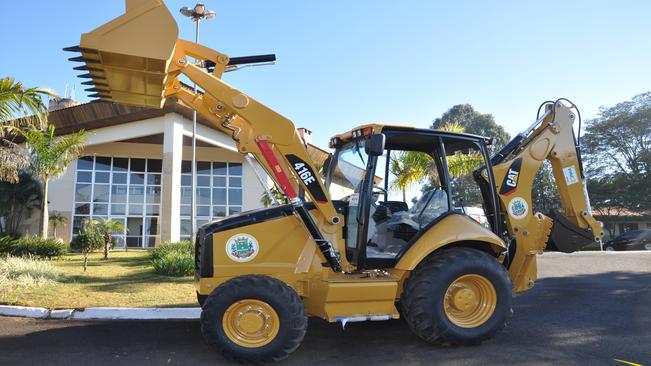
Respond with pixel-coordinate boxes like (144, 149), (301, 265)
(34, 98), (331, 248)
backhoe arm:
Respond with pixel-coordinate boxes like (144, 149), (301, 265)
(65, 0), (343, 272)
(490, 101), (604, 292)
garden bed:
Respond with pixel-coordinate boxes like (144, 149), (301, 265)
(0, 251), (197, 309)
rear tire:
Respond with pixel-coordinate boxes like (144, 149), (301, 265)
(201, 275), (307, 364)
(401, 248), (512, 345)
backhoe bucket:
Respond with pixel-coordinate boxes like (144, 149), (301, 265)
(65, 0), (179, 108)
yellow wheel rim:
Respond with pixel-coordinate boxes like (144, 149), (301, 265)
(443, 274), (497, 328)
(222, 299), (280, 348)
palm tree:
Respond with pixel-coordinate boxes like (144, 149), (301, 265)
(0, 77), (56, 183)
(21, 125), (87, 238)
(94, 218), (127, 260)
(0, 172), (42, 237)
(389, 151), (428, 201)
(49, 211), (67, 238)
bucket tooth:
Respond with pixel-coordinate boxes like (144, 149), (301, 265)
(68, 56), (86, 62)
(63, 45), (82, 52)
(85, 88), (100, 93)
(74, 65), (102, 72)
(81, 80), (108, 86)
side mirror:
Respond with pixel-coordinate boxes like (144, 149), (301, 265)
(365, 133), (386, 156)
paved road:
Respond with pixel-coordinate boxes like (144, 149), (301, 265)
(1, 252), (650, 366)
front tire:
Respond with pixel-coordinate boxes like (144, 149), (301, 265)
(401, 248), (512, 345)
(201, 275), (307, 364)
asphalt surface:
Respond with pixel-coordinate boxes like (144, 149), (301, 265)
(1, 252), (650, 366)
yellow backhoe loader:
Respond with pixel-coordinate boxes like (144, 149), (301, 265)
(66, 0), (604, 363)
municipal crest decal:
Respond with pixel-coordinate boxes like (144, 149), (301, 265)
(225, 234), (259, 262)
(508, 197), (528, 220)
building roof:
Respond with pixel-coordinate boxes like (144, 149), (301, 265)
(47, 97), (333, 165)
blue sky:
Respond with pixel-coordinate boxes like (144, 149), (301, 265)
(1, 0), (650, 148)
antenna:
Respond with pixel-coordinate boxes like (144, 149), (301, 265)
(64, 84), (68, 98)
(71, 85), (76, 100)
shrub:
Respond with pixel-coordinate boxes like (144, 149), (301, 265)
(0, 236), (16, 255)
(9, 236), (67, 259)
(152, 251), (194, 277)
(0, 256), (61, 289)
(150, 240), (193, 261)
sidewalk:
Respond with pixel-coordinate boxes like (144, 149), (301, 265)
(0, 305), (201, 320)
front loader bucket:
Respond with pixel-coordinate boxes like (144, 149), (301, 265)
(64, 0), (179, 108)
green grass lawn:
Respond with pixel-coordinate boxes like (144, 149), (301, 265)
(0, 251), (197, 309)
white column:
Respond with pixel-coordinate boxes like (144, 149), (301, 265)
(161, 114), (183, 243)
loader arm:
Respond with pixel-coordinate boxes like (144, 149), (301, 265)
(488, 101), (604, 292)
(66, 0), (343, 272)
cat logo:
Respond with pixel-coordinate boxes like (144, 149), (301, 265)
(499, 158), (522, 196)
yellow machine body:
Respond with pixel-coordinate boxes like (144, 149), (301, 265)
(71, 0), (602, 323)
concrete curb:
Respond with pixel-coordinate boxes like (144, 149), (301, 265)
(543, 251), (651, 256)
(0, 305), (201, 320)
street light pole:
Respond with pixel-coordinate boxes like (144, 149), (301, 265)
(179, 3), (215, 241)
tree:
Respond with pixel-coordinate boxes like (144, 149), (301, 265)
(432, 104), (511, 148)
(0, 172), (42, 237)
(531, 161), (561, 214)
(389, 151), (429, 201)
(0, 77), (56, 183)
(582, 92), (651, 212)
(95, 218), (127, 260)
(21, 125), (87, 238)
(49, 211), (67, 238)
(260, 187), (288, 208)
(71, 219), (104, 272)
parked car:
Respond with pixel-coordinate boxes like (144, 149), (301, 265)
(603, 230), (651, 251)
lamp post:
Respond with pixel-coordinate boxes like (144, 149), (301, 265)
(179, 3), (216, 241)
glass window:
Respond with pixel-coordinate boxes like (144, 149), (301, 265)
(130, 158), (146, 172)
(229, 163), (242, 176)
(181, 175), (191, 186)
(77, 171), (92, 183)
(197, 176), (211, 187)
(181, 160), (192, 174)
(212, 162), (227, 176)
(93, 185), (110, 202)
(129, 186), (145, 203)
(229, 207), (242, 215)
(146, 186), (161, 203)
(145, 217), (159, 236)
(213, 176), (226, 187)
(111, 204), (126, 215)
(146, 205), (160, 216)
(77, 156), (94, 170)
(197, 188), (211, 204)
(113, 236), (125, 248)
(229, 189), (242, 205)
(212, 206), (226, 217)
(112, 172), (127, 184)
(197, 161), (211, 175)
(75, 184), (92, 202)
(130, 173), (145, 185)
(112, 157), (129, 172)
(181, 187), (192, 204)
(197, 205), (210, 217)
(75, 203), (91, 215)
(212, 188), (226, 205)
(145, 236), (159, 248)
(229, 177), (242, 187)
(72, 216), (87, 235)
(95, 156), (111, 171)
(93, 204), (108, 215)
(147, 174), (161, 186)
(111, 185), (128, 203)
(95, 171), (110, 184)
(147, 159), (162, 173)
(128, 204), (143, 215)
(180, 205), (191, 216)
(180, 219), (192, 236)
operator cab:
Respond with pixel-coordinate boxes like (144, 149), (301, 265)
(324, 126), (501, 269)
